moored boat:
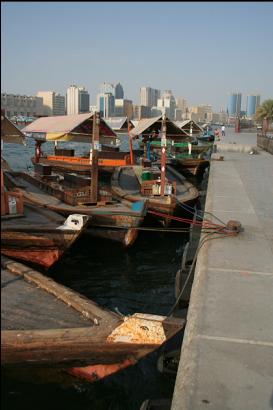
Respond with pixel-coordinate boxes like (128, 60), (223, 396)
(174, 157), (210, 177)
(4, 170), (146, 248)
(1, 199), (89, 269)
(1, 256), (185, 384)
(111, 164), (199, 225)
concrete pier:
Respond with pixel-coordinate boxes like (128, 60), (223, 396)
(172, 130), (273, 410)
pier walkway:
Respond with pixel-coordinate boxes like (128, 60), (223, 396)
(172, 130), (273, 409)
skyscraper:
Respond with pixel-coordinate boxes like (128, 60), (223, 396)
(227, 93), (242, 116)
(246, 94), (260, 118)
(66, 85), (90, 115)
(97, 93), (115, 118)
(115, 83), (124, 99)
(100, 82), (115, 95)
(157, 90), (176, 119)
(140, 87), (160, 107)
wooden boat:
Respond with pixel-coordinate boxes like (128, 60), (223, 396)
(197, 133), (215, 142)
(31, 148), (133, 178)
(111, 165), (199, 225)
(23, 112), (135, 178)
(1, 256), (185, 384)
(4, 171), (146, 248)
(174, 157), (210, 177)
(1, 199), (89, 269)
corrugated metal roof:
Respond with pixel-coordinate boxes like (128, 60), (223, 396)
(104, 117), (127, 130)
(21, 113), (117, 142)
(1, 114), (25, 144)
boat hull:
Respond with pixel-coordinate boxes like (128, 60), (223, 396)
(4, 171), (145, 248)
(111, 166), (199, 226)
(176, 158), (210, 177)
(1, 229), (83, 269)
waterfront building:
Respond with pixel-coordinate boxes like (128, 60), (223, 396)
(66, 85), (90, 115)
(140, 87), (160, 107)
(1, 93), (44, 118)
(227, 92), (242, 116)
(115, 83), (124, 99)
(37, 91), (65, 116)
(97, 93), (115, 118)
(114, 99), (133, 119)
(246, 94), (260, 118)
(189, 105), (213, 122)
(212, 111), (228, 124)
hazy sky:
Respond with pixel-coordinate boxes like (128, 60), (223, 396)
(1, 1), (273, 111)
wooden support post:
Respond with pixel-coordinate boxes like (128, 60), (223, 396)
(128, 119), (134, 165)
(91, 112), (100, 203)
(34, 140), (42, 163)
(160, 115), (167, 196)
(1, 169), (7, 215)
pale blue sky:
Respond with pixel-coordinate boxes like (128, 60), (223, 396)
(1, 1), (273, 111)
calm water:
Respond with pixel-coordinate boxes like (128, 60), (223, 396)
(2, 138), (195, 410)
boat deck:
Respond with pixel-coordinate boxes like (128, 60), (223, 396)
(2, 268), (91, 330)
(2, 202), (64, 228)
(2, 257), (184, 370)
(116, 166), (199, 204)
(4, 172), (144, 216)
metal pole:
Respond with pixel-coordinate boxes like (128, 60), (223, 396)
(160, 114), (167, 196)
(91, 112), (100, 203)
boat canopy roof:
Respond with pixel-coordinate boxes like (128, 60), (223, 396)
(1, 113), (25, 144)
(104, 117), (133, 131)
(129, 115), (189, 141)
(174, 120), (203, 136)
(22, 113), (118, 143)
(131, 120), (139, 128)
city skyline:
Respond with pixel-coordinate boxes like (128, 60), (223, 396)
(1, 2), (273, 111)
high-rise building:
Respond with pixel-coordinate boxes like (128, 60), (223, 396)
(133, 105), (151, 120)
(114, 99), (133, 118)
(100, 82), (115, 95)
(37, 91), (65, 116)
(246, 94), (260, 118)
(97, 93), (115, 118)
(66, 85), (90, 115)
(151, 88), (160, 107)
(115, 83), (124, 99)
(174, 108), (183, 121)
(157, 90), (176, 119)
(140, 87), (160, 107)
(227, 93), (242, 116)
(176, 98), (188, 113)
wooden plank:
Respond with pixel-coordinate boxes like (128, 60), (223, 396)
(2, 328), (159, 367)
(1, 257), (121, 325)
